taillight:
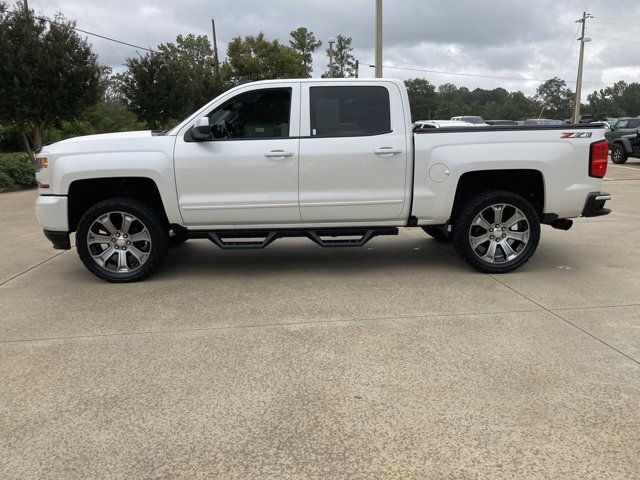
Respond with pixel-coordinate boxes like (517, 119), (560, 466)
(589, 140), (608, 178)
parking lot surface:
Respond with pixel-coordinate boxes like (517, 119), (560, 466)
(1, 162), (639, 479)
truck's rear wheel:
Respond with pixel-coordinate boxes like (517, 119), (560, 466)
(611, 144), (628, 164)
(76, 198), (169, 282)
(452, 191), (540, 273)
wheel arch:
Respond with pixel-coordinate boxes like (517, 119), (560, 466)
(613, 138), (633, 153)
(68, 177), (168, 232)
(451, 169), (545, 221)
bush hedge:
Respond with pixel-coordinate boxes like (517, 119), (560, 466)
(0, 152), (36, 190)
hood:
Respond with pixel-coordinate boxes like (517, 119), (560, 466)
(40, 130), (165, 155)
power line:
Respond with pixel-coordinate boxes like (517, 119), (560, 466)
(555, 25), (581, 78)
(588, 34), (640, 45)
(365, 64), (609, 85)
(590, 13), (640, 19)
(9, 7), (161, 54)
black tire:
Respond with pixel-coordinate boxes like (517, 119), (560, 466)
(611, 143), (628, 164)
(76, 197), (169, 283)
(169, 229), (189, 247)
(422, 226), (450, 242)
(452, 190), (540, 274)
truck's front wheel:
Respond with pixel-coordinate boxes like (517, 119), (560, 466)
(76, 198), (169, 282)
(452, 191), (540, 273)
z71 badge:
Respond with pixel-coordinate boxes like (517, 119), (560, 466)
(560, 132), (593, 138)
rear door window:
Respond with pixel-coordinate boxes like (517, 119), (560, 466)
(309, 86), (391, 137)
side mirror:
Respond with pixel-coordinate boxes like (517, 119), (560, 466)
(191, 117), (211, 141)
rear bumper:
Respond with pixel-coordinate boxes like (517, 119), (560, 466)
(44, 230), (71, 250)
(582, 192), (612, 217)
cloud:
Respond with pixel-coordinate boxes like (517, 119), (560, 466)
(29, 0), (640, 98)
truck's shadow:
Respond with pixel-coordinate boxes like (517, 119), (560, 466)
(158, 237), (469, 279)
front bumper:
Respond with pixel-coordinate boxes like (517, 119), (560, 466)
(35, 195), (69, 231)
(582, 192), (612, 217)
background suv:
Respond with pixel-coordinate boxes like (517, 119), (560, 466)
(605, 117), (639, 144)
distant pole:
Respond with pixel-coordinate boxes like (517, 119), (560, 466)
(573, 11), (593, 123)
(328, 38), (336, 78)
(355, 59), (359, 78)
(211, 19), (220, 80)
(375, 0), (383, 78)
(23, 0), (29, 11)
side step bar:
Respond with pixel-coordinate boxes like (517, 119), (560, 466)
(202, 228), (399, 250)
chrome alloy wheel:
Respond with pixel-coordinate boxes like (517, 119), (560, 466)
(468, 203), (530, 264)
(86, 211), (152, 274)
(612, 147), (622, 162)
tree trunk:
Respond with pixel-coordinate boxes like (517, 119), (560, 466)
(20, 124), (43, 167)
(20, 130), (36, 166)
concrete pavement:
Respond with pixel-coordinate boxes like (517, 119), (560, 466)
(1, 168), (639, 479)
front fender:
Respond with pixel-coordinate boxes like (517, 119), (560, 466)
(53, 152), (182, 224)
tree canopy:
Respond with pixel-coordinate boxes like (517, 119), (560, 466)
(221, 32), (306, 84)
(0, 3), (102, 161)
(323, 34), (357, 78)
(289, 27), (321, 77)
(534, 77), (574, 120)
(118, 34), (220, 129)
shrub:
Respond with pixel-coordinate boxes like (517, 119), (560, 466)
(0, 171), (14, 190)
(0, 152), (36, 187)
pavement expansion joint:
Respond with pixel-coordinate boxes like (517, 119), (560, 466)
(0, 308), (545, 345)
(489, 274), (640, 367)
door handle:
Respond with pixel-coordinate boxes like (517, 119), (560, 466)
(373, 147), (402, 156)
(264, 150), (294, 158)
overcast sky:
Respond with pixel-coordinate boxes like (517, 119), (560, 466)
(26, 0), (640, 100)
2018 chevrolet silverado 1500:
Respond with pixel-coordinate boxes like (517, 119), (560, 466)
(34, 79), (612, 282)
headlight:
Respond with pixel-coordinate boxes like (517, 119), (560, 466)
(38, 157), (49, 170)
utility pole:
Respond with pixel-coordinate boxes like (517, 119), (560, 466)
(355, 59), (359, 78)
(328, 37), (336, 78)
(375, 0), (383, 78)
(573, 11), (593, 123)
(211, 19), (220, 80)
(23, 0), (28, 11)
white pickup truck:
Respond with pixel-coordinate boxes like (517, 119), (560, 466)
(35, 79), (612, 282)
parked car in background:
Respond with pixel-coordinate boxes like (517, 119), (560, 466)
(486, 120), (517, 126)
(413, 120), (476, 131)
(606, 117), (619, 126)
(524, 119), (563, 125)
(610, 131), (640, 164)
(451, 116), (487, 125)
(578, 114), (596, 124)
(592, 121), (611, 130)
(605, 117), (639, 144)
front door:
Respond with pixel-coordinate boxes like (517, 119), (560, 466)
(298, 82), (409, 223)
(174, 84), (301, 226)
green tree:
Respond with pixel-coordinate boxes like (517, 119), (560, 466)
(0, 4), (102, 163)
(587, 82), (627, 119)
(404, 79), (437, 121)
(323, 34), (357, 78)
(289, 27), (321, 77)
(119, 34), (220, 129)
(221, 33), (306, 84)
(534, 77), (574, 119)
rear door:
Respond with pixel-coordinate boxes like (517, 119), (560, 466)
(298, 82), (409, 223)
